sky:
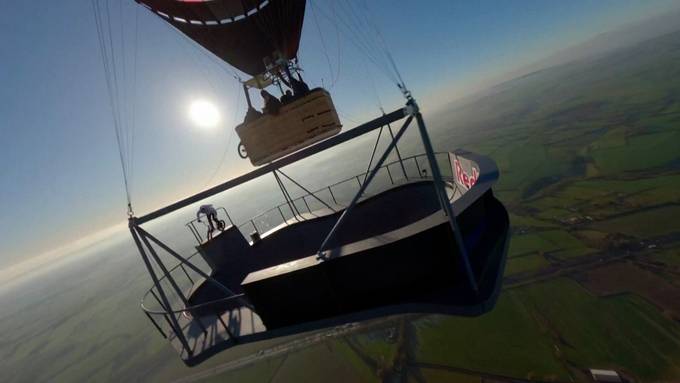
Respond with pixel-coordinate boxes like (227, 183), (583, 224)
(0, 0), (678, 270)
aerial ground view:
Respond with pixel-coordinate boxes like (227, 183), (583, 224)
(1, 1), (679, 382)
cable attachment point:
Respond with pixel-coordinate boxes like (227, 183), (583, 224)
(127, 203), (134, 218)
(403, 99), (419, 117)
(397, 83), (413, 102)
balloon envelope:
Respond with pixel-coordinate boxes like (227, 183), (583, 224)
(137, 0), (306, 76)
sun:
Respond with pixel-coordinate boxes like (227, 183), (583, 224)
(189, 99), (220, 129)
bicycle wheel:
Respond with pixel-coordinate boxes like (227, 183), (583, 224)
(238, 142), (248, 159)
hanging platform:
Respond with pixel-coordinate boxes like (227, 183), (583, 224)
(138, 150), (509, 366)
(132, 106), (510, 367)
(236, 88), (342, 166)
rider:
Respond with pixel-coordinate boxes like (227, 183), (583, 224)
(261, 90), (282, 115)
(289, 74), (310, 97)
(196, 204), (220, 238)
(281, 89), (294, 104)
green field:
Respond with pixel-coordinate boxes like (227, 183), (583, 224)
(505, 253), (551, 275)
(590, 206), (680, 237)
(414, 28), (680, 382)
(416, 278), (680, 382)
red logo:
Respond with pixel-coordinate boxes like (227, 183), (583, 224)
(455, 159), (478, 189)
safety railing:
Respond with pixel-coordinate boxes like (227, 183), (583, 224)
(140, 248), (247, 349)
(146, 151), (466, 357)
(187, 152), (457, 245)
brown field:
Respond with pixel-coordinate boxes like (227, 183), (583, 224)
(572, 261), (680, 320)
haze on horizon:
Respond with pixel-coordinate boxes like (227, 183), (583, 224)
(1, 0), (678, 276)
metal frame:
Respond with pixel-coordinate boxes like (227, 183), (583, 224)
(128, 107), (406, 354)
(414, 111), (478, 292)
(129, 225), (193, 354)
(276, 170), (337, 213)
(183, 151), (452, 244)
(129, 98), (479, 357)
(273, 170), (302, 222)
(135, 108), (406, 225)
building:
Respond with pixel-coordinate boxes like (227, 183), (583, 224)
(590, 369), (623, 383)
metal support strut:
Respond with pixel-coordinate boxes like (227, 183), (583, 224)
(136, 225), (244, 303)
(381, 107), (408, 181)
(130, 223), (193, 356)
(413, 109), (479, 293)
(317, 110), (413, 259)
(363, 125), (384, 184)
(273, 171), (302, 222)
(277, 170), (337, 213)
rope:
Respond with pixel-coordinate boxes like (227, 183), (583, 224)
(92, 0), (135, 215)
(358, 0), (407, 88)
(129, 6), (139, 196)
(200, 80), (242, 189)
(160, 16), (244, 190)
(310, 0), (405, 90)
(310, 1), (336, 89)
(91, 0), (411, 219)
(363, 59), (384, 111)
(154, 16), (243, 83)
(330, 1), (342, 85)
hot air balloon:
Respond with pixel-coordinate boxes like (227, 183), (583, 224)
(91, 0), (510, 366)
(137, 0), (341, 166)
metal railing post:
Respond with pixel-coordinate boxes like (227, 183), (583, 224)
(215, 311), (235, 340)
(219, 207), (234, 226)
(187, 222), (202, 244)
(277, 170), (336, 212)
(387, 122), (408, 180)
(273, 171), (301, 222)
(386, 165), (394, 185)
(161, 313), (189, 351)
(328, 186), (338, 205)
(180, 264), (194, 284)
(302, 196), (312, 214)
(145, 312), (168, 339)
(446, 152), (452, 179)
(277, 206), (288, 225)
(363, 126), (384, 184)
(150, 289), (166, 311)
(138, 229), (208, 335)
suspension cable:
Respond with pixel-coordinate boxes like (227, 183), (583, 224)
(200, 80), (242, 189)
(310, 0), (407, 93)
(129, 6), (139, 196)
(92, 0), (135, 215)
(310, 0), (336, 89)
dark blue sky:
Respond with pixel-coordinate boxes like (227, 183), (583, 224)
(0, 0), (675, 268)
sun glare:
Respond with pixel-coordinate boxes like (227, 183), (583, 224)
(189, 99), (220, 129)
